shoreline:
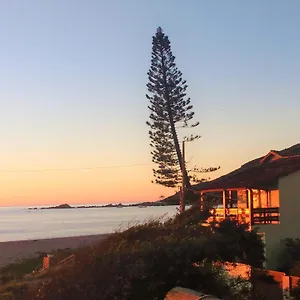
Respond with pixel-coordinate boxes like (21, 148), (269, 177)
(0, 234), (108, 269)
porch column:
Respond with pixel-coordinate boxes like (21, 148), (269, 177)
(266, 190), (270, 207)
(200, 192), (203, 211)
(222, 190), (226, 219)
(247, 189), (253, 229)
(258, 189), (262, 207)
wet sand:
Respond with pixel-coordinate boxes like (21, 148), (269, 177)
(0, 234), (108, 268)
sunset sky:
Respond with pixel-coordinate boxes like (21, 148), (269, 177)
(1, 0), (300, 206)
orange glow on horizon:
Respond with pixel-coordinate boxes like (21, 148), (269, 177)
(0, 165), (177, 207)
(1, 141), (293, 207)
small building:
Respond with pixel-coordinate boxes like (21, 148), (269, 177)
(195, 144), (300, 269)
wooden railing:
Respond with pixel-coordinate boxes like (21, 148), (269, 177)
(208, 208), (251, 224)
(252, 207), (280, 225)
(56, 254), (75, 266)
(208, 207), (280, 225)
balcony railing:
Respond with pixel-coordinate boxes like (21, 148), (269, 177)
(208, 208), (251, 224)
(252, 207), (280, 225)
(208, 207), (280, 225)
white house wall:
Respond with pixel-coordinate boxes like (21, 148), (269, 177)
(256, 170), (300, 270)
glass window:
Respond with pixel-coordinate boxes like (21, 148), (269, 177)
(230, 190), (238, 208)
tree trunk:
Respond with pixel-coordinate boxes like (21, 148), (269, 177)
(180, 141), (186, 213)
(160, 50), (191, 189)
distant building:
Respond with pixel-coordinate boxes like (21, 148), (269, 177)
(195, 143), (300, 269)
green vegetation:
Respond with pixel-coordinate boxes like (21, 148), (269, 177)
(0, 249), (74, 300)
(0, 256), (43, 284)
(0, 282), (28, 300)
(277, 238), (300, 300)
(146, 27), (218, 189)
(291, 280), (300, 300)
(30, 207), (265, 300)
(278, 238), (300, 276)
(0, 249), (74, 284)
(146, 27), (196, 188)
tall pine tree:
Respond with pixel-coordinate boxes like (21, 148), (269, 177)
(146, 27), (200, 189)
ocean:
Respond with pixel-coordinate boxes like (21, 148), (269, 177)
(0, 205), (179, 242)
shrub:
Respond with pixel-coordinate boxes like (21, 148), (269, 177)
(32, 207), (265, 300)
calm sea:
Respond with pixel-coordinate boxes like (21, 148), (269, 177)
(0, 205), (178, 242)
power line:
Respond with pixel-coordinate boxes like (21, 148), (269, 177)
(0, 163), (150, 173)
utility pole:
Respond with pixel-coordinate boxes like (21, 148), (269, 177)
(180, 141), (186, 213)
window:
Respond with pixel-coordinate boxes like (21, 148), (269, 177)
(203, 192), (223, 208)
(225, 190), (230, 208)
(230, 190), (238, 208)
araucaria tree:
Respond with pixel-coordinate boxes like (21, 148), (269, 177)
(146, 27), (200, 189)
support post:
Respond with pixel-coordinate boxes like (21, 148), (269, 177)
(180, 141), (186, 213)
(248, 189), (253, 229)
(200, 192), (203, 211)
(222, 190), (226, 219)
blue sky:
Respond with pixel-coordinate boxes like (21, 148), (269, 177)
(0, 0), (300, 205)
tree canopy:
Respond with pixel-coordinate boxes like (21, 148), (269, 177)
(146, 27), (199, 189)
(146, 27), (219, 197)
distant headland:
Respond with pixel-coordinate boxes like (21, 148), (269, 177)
(28, 201), (171, 210)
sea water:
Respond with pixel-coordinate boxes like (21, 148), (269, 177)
(0, 205), (178, 242)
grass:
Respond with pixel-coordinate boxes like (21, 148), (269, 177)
(0, 281), (28, 300)
(0, 256), (43, 283)
(0, 248), (75, 284)
(0, 248), (76, 300)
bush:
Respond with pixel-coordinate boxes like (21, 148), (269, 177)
(0, 292), (14, 300)
(32, 207), (265, 300)
(291, 280), (300, 300)
(278, 238), (300, 275)
(0, 256), (43, 282)
(0, 282), (28, 300)
(0, 274), (14, 285)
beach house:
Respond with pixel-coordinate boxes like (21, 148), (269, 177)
(194, 144), (300, 269)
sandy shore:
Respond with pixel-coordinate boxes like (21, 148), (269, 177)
(0, 234), (108, 268)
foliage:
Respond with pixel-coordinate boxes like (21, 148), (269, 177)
(32, 207), (265, 300)
(0, 282), (28, 300)
(291, 280), (300, 300)
(277, 238), (300, 275)
(0, 256), (43, 283)
(290, 262), (300, 277)
(212, 220), (265, 268)
(0, 249), (74, 285)
(146, 27), (219, 189)
(146, 27), (197, 188)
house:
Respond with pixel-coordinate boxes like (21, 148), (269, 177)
(194, 144), (300, 269)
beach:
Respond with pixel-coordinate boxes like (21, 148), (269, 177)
(0, 234), (108, 268)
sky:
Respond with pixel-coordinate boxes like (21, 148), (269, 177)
(0, 0), (300, 206)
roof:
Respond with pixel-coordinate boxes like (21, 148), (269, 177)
(259, 150), (282, 164)
(278, 143), (300, 156)
(194, 155), (300, 191)
(239, 143), (300, 169)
